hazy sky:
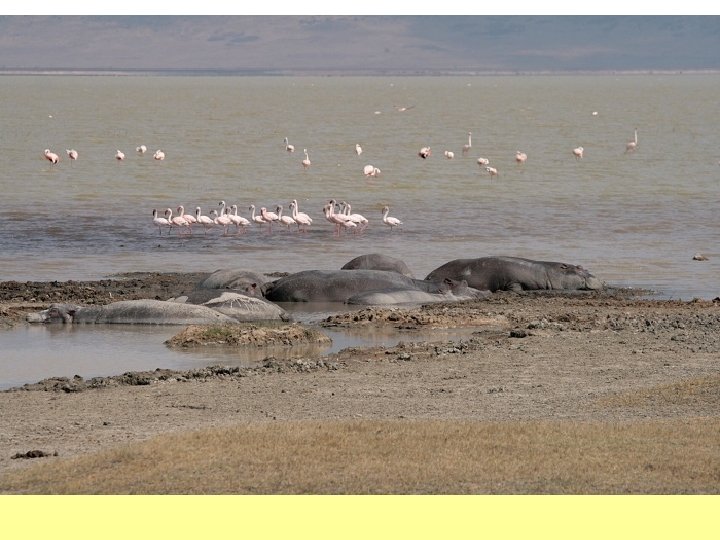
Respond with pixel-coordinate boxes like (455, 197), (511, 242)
(2, 7), (719, 72)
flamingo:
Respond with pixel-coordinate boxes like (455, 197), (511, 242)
(276, 205), (296, 230)
(177, 205), (196, 227)
(260, 206), (280, 233)
(210, 208), (232, 235)
(323, 203), (352, 237)
(228, 205), (251, 234)
(355, 143), (363, 156)
(515, 151), (528, 163)
(381, 206), (403, 230)
(153, 149), (165, 160)
(573, 146), (584, 160)
(136, 145), (147, 154)
(363, 164), (381, 177)
(115, 150), (125, 161)
(444, 150), (455, 159)
(284, 137), (295, 153)
(249, 204), (266, 227)
(152, 208), (172, 235)
(462, 132), (472, 155)
(477, 157), (490, 166)
(166, 207), (191, 235)
(44, 149), (59, 164)
(290, 199), (313, 224)
(290, 201), (312, 232)
(418, 146), (431, 159)
(301, 149), (311, 169)
(342, 202), (368, 231)
(66, 149), (78, 161)
(194, 207), (215, 235)
(625, 129), (638, 153)
(486, 166), (499, 179)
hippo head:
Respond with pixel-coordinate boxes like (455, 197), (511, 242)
(549, 263), (605, 291)
(26, 303), (80, 324)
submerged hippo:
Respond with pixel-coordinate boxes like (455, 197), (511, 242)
(169, 290), (290, 322)
(346, 279), (490, 305)
(341, 253), (415, 278)
(263, 269), (464, 303)
(425, 256), (604, 292)
(26, 299), (237, 325)
(194, 269), (268, 295)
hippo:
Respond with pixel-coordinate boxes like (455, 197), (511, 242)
(425, 256), (604, 292)
(168, 290), (290, 322)
(194, 269), (268, 295)
(26, 299), (237, 325)
(341, 253), (415, 278)
(346, 279), (490, 305)
(263, 269), (466, 303)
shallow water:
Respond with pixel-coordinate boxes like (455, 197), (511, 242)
(1, 74), (719, 387)
(0, 322), (476, 391)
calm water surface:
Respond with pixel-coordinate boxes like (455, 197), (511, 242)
(1, 75), (718, 386)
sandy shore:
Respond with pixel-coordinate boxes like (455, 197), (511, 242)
(1, 272), (719, 492)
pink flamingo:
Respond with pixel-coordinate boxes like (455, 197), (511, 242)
(444, 150), (455, 159)
(153, 149), (165, 160)
(260, 206), (279, 233)
(152, 208), (172, 235)
(66, 149), (78, 162)
(166, 207), (191, 235)
(249, 204), (266, 227)
(276, 205), (296, 230)
(462, 132), (472, 155)
(418, 146), (431, 159)
(363, 164), (381, 177)
(382, 206), (403, 231)
(341, 201), (368, 231)
(177, 205), (196, 227)
(323, 203), (349, 236)
(301, 149), (311, 169)
(284, 137), (295, 153)
(229, 205), (250, 234)
(625, 129), (638, 153)
(210, 209), (232, 235)
(573, 146), (584, 160)
(194, 207), (215, 235)
(115, 150), (125, 161)
(44, 149), (59, 164)
(486, 166), (499, 179)
(290, 201), (312, 232)
(515, 151), (527, 163)
(477, 157), (490, 166)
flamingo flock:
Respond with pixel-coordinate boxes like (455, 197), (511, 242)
(150, 197), (400, 238)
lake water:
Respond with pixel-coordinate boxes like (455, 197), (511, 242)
(1, 74), (719, 387)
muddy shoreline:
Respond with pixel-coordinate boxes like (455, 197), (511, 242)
(1, 272), (719, 493)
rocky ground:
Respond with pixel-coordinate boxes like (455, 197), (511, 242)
(1, 273), (719, 489)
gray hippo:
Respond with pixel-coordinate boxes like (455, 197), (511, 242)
(168, 290), (290, 322)
(425, 256), (604, 292)
(346, 279), (490, 305)
(341, 253), (415, 278)
(263, 269), (465, 303)
(26, 299), (237, 325)
(194, 269), (268, 295)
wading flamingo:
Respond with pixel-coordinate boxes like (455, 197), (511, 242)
(228, 205), (251, 234)
(462, 132), (472, 155)
(477, 157), (490, 167)
(44, 149), (59, 164)
(166, 207), (191, 235)
(625, 129), (638, 153)
(260, 206), (280, 233)
(276, 205), (296, 230)
(381, 206), (403, 231)
(210, 208), (232, 235)
(418, 146), (431, 159)
(573, 146), (584, 160)
(486, 166), (499, 179)
(177, 205), (196, 227)
(363, 164), (381, 177)
(444, 150), (455, 159)
(284, 137), (295, 153)
(290, 201), (312, 232)
(115, 150), (125, 161)
(515, 151), (527, 163)
(152, 208), (172, 235)
(302, 149), (311, 169)
(342, 202), (368, 231)
(194, 207), (215, 235)
(249, 204), (266, 227)
(153, 149), (165, 160)
(66, 149), (78, 161)
(136, 145), (147, 154)
(355, 143), (363, 156)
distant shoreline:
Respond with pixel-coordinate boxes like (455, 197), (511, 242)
(2, 68), (720, 77)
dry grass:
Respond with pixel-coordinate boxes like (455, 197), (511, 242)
(598, 375), (720, 408)
(2, 418), (718, 494)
